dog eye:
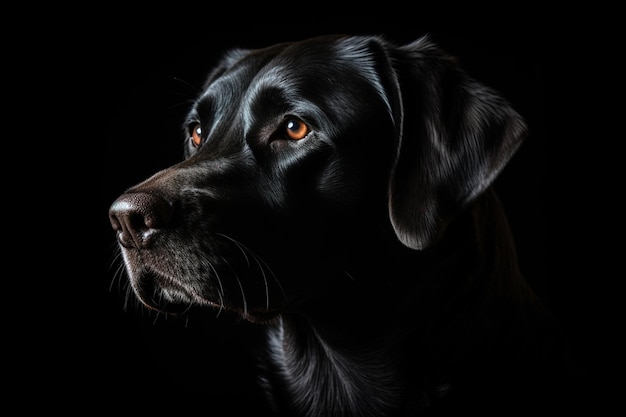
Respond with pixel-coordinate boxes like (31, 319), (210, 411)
(190, 124), (202, 147)
(285, 118), (310, 140)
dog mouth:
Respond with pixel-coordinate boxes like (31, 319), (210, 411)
(239, 308), (281, 324)
(130, 269), (280, 322)
(131, 270), (199, 314)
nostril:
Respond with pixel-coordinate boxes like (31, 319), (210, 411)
(109, 212), (122, 233)
(109, 192), (173, 249)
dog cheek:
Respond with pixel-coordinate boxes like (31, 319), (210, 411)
(314, 160), (355, 197)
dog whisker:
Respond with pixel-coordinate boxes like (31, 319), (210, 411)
(221, 257), (248, 314)
(155, 74), (201, 112)
(217, 234), (265, 308)
(217, 233), (287, 306)
(235, 273), (248, 317)
(151, 309), (161, 326)
(165, 97), (197, 113)
(122, 284), (131, 310)
(255, 255), (281, 309)
(112, 258), (128, 293)
(219, 255), (248, 316)
(205, 259), (225, 318)
(216, 233), (252, 268)
(170, 76), (200, 96)
(107, 245), (125, 292)
(106, 245), (137, 313)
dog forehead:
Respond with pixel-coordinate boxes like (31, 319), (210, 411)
(262, 35), (384, 82)
(278, 39), (390, 111)
(191, 35), (393, 139)
(205, 35), (384, 95)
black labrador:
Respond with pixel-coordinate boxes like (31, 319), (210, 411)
(109, 34), (572, 415)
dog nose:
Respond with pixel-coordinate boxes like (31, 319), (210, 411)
(109, 192), (173, 249)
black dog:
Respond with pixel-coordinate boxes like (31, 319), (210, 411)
(109, 34), (571, 415)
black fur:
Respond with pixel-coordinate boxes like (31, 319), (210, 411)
(109, 34), (572, 415)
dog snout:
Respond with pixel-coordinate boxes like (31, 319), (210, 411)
(109, 192), (173, 249)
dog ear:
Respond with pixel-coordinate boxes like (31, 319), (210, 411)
(385, 36), (528, 250)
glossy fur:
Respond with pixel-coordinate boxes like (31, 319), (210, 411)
(110, 35), (571, 415)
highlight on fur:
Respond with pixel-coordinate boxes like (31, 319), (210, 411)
(109, 34), (573, 416)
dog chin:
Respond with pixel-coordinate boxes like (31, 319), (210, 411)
(131, 270), (281, 322)
(129, 270), (198, 314)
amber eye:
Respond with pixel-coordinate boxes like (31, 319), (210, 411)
(285, 118), (309, 140)
(190, 124), (202, 147)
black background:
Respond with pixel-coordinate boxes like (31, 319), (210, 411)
(93, 12), (602, 414)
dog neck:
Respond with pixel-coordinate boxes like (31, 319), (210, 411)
(259, 189), (555, 416)
(264, 314), (414, 417)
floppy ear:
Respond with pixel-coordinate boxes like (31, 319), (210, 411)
(386, 36), (528, 250)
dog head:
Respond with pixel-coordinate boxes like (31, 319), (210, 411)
(109, 34), (526, 321)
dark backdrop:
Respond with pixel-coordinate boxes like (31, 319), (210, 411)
(95, 13), (595, 414)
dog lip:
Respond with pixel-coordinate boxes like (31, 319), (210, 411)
(242, 309), (281, 324)
(131, 270), (196, 314)
(129, 267), (283, 320)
